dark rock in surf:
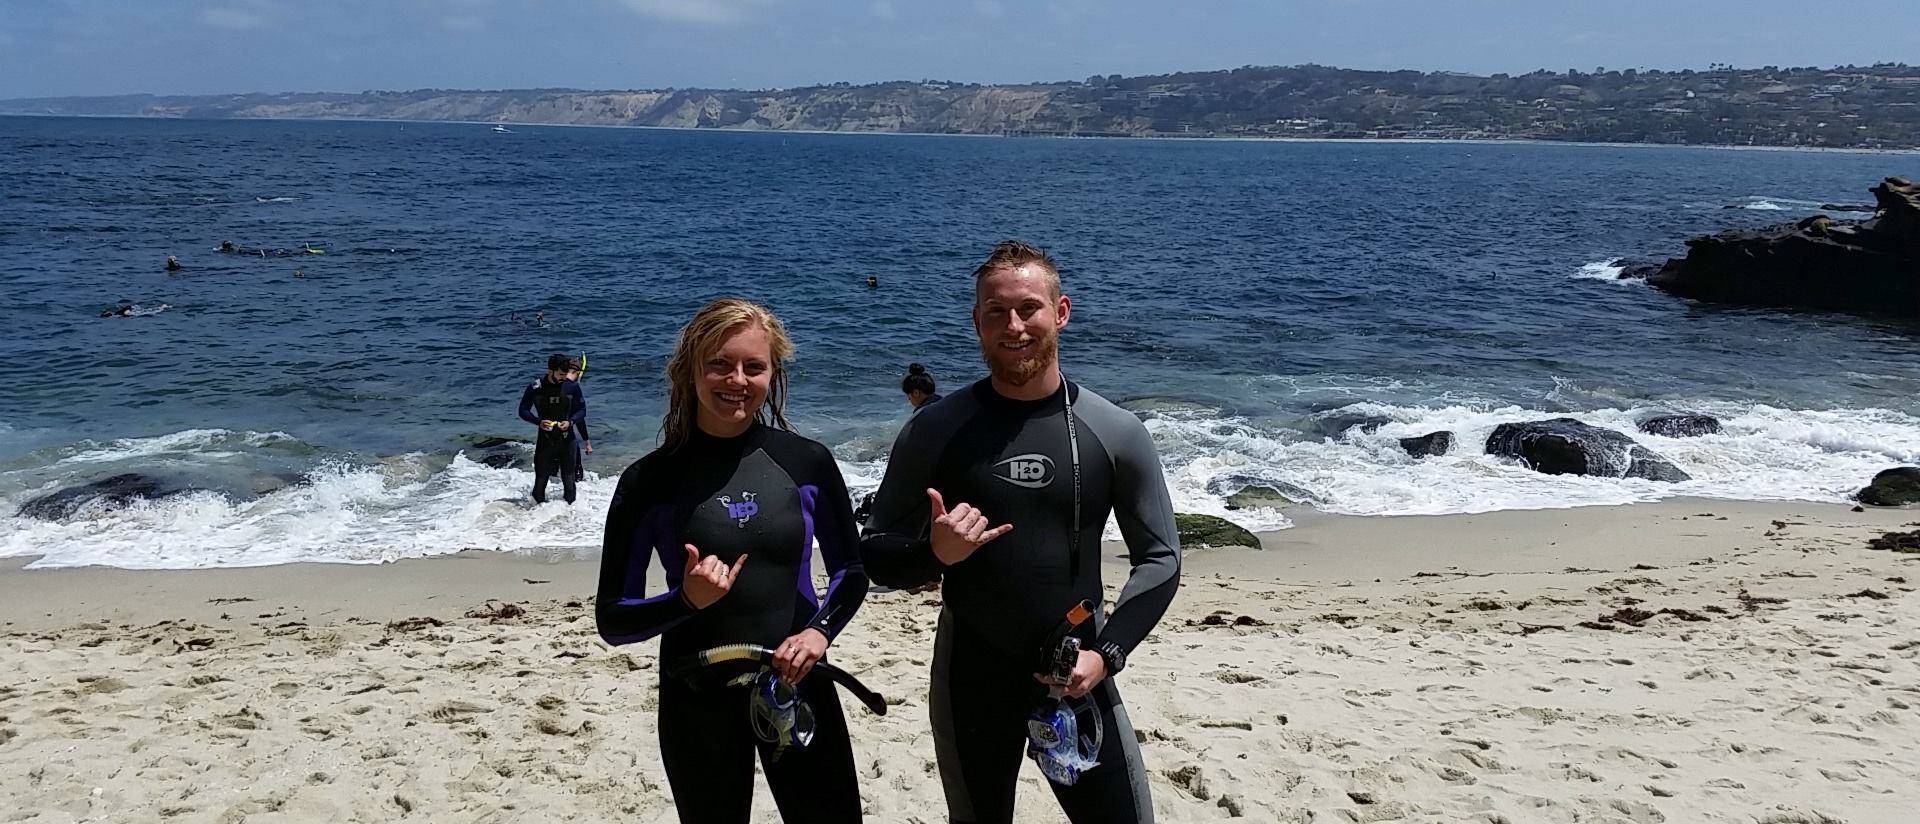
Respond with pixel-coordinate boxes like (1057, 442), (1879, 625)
(1207, 475), (1318, 510)
(1623, 177), (1920, 316)
(470, 436), (534, 470)
(1637, 414), (1721, 438)
(1399, 431), (1454, 458)
(1857, 467), (1920, 507)
(1485, 419), (1690, 482)
(1310, 413), (1391, 439)
(1612, 258), (1666, 281)
(1175, 513), (1260, 549)
(16, 473), (200, 521)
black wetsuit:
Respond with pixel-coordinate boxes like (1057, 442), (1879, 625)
(863, 380), (1181, 824)
(597, 423), (869, 824)
(518, 376), (588, 503)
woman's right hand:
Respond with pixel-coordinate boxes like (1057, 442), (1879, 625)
(680, 544), (747, 610)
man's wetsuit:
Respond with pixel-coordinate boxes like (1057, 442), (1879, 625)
(597, 423), (869, 824)
(518, 376), (588, 503)
(862, 379), (1181, 824)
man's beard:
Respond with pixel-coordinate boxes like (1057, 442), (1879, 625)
(979, 333), (1058, 387)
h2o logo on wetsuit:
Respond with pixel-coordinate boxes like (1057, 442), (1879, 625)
(717, 491), (758, 527)
(991, 453), (1056, 489)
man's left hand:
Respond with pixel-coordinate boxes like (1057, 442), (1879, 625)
(583, 442), (593, 454)
(1035, 650), (1106, 699)
(772, 628), (829, 684)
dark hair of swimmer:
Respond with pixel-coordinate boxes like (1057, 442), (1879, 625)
(901, 363), (935, 396)
(547, 353), (581, 373)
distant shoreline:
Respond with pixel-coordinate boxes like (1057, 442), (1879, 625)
(6, 112), (1917, 156)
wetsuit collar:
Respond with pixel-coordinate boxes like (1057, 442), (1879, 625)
(972, 379), (1074, 413)
(686, 420), (766, 453)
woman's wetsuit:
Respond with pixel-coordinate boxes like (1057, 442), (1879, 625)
(597, 423), (869, 823)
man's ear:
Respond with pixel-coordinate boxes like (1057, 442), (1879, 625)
(1056, 294), (1071, 329)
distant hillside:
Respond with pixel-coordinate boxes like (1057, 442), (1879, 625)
(7, 63), (1920, 149)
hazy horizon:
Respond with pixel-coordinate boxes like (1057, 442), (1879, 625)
(4, 1), (1919, 99)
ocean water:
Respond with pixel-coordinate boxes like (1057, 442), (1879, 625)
(3, 116), (1918, 568)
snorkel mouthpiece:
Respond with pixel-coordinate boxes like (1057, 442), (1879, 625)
(1039, 599), (1097, 683)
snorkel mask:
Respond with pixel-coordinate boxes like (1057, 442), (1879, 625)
(663, 643), (889, 763)
(1028, 599), (1103, 785)
(1028, 694), (1103, 785)
(749, 668), (817, 761)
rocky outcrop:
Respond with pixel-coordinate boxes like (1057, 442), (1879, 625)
(16, 473), (199, 521)
(1399, 431), (1454, 458)
(1485, 419), (1690, 482)
(1637, 414), (1721, 438)
(1175, 514), (1260, 549)
(1626, 178), (1920, 316)
(1857, 467), (1920, 506)
(1207, 476), (1318, 511)
(469, 436), (534, 470)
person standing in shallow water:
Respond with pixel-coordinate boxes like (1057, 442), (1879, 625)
(596, 298), (869, 823)
(518, 354), (591, 504)
(862, 240), (1180, 824)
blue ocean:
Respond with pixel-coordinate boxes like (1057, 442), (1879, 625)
(3, 116), (1917, 568)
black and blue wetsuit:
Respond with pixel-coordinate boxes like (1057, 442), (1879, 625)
(862, 380), (1181, 824)
(597, 423), (869, 824)
(518, 376), (589, 503)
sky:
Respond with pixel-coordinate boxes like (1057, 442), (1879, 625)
(3, 0), (1919, 99)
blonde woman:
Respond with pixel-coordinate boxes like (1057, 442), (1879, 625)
(596, 298), (869, 823)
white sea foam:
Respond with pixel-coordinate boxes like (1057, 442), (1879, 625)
(1572, 259), (1642, 284)
(51, 429), (302, 465)
(6, 403), (1917, 569)
(1124, 401), (1920, 523)
(0, 454), (614, 569)
(1742, 200), (1787, 211)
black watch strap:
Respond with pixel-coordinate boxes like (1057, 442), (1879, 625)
(1096, 641), (1127, 675)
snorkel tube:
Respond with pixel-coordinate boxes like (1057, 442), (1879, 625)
(663, 643), (889, 717)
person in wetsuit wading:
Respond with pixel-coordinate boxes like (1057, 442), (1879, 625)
(596, 298), (869, 823)
(518, 354), (592, 504)
(862, 240), (1181, 824)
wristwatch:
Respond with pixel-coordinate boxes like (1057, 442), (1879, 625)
(1095, 641), (1127, 675)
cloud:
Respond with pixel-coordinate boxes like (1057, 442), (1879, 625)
(617, 0), (769, 25)
(869, 0), (896, 21)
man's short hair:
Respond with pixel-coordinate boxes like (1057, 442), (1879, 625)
(971, 240), (1061, 299)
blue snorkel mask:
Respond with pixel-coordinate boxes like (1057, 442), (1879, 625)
(1027, 693), (1103, 785)
(748, 668), (817, 761)
(1028, 598), (1104, 785)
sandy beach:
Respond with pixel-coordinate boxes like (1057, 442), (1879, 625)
(4, 498), (1916, 823)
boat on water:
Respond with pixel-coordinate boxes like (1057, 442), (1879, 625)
(492, 124), (513, 134)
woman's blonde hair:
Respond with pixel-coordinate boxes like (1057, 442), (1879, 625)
(662, 298), (795, 450)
